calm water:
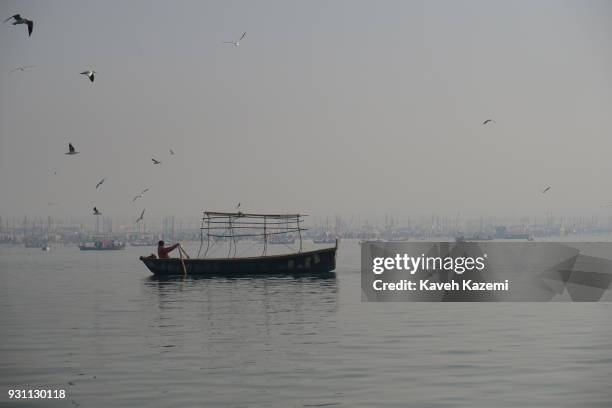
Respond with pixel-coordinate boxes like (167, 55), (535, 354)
(1, 241), (611, 407)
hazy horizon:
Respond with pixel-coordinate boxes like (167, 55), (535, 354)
(1, 0), (611, 222)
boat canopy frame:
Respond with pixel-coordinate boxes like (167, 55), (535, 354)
(198, 211), (307, 258)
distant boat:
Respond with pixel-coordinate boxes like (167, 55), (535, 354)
(504, 233), (530, 240)
(79, 240), (125, 251)
(24, 238), (46, 248)
(140, 211), (337, 276)
(130, 241), (156, 247)
(313, 233), (338, 244)
(455, 233), (494, 242)
(268, 235), (296, 245)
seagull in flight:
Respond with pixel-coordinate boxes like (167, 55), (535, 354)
(95, 178), (106, 189)
(136, 209), (145, 223)
(80, 70), (97, 83)
(65, 143), (79, 155)
(541, 186), (551, 194)
(169, 149), (175, 155)
(236, 202), (241, 209)
(482, 119), (495, 125)
(10, 65), (36, 73)
(93, 207), (101, 215)
(152, 158), (161, 165)
(4, 14), (33, 37)
(132, 188), (149, 202)
(224, 32), (246, 47)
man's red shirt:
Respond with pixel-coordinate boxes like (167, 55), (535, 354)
(158, 243), (179, 258)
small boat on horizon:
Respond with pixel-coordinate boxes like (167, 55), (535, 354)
(313, 232), (338, 244)
(130, 240), (157, 247)
(25, 237), (47, 248)
(267, 235), (296, 245)
(79, 239), (125, 251)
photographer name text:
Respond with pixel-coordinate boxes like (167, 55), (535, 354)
(371, 254), (509, 292)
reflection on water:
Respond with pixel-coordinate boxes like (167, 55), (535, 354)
(146, 272), (338, 283)
(143, 274), (339, 334)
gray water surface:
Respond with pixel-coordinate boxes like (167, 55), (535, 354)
(1, 241), (611, 407)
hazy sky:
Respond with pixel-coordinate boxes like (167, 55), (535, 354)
(1, 0), (611, 222)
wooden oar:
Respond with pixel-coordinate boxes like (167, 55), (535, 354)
(179, 245), (191, 259)
(178, 244), (187, 276)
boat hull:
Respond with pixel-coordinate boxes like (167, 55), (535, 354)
(139, 246), (337, 276)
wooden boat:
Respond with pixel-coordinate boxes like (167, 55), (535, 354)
(139, 211), (338, 276)
(140, 245), (337, 276)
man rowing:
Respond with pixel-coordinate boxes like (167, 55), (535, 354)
(157, 240), (180, 259)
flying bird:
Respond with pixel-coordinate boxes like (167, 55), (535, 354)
(224, 32), (247, 47)
(541, 186), (551, 194)
(152, 158), (161, 165)
(95, 178), (106, 189)
(65, 143), (79, 155)
(132, 188), (149, 202)
(10, 65), (36, 73)
(236, 202), (241, 209)
(80, 70), (97, 83)
(169, 149), (175, 155)
(93, 207), (101, 215)
(4, 14), (33, 37)
(482, 119), (495, 125)
(136, 209), (145, 223)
